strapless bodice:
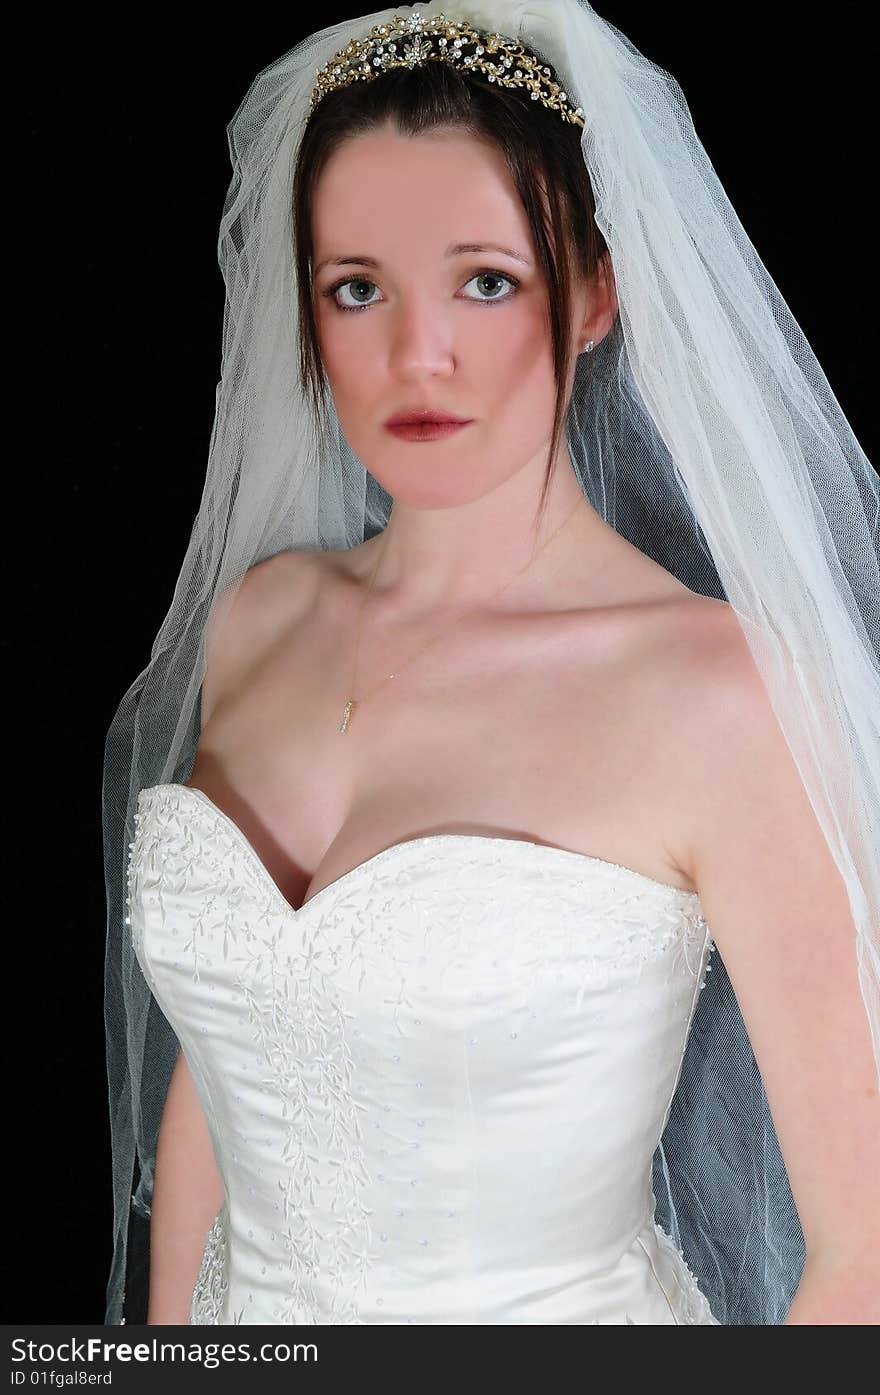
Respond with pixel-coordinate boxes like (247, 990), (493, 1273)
(127, 782), (719, 1324)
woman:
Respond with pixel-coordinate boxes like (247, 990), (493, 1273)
(106, 2), (880, 1325)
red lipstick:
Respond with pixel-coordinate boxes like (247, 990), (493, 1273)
(385, 407), (473, 442)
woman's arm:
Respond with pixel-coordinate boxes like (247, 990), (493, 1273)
(146, 1047), (224, 1325)
(680, 614), (880, 1323)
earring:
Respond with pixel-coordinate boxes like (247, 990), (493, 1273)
(582, 339), (595, 354)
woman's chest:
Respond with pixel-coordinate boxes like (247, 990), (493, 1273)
(192, 602), (701, 909)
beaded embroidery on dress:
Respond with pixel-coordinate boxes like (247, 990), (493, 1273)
(128, 782), (720, 1325)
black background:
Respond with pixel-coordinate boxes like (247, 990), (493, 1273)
(12, 2), (878, 1321)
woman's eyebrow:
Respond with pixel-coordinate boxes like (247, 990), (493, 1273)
(313, 241), (532, 274)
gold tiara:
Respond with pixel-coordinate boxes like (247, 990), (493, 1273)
(310, 10), (585, 128)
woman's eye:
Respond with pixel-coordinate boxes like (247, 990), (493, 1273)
(461, 271), (518, 303)
(324, 269), (519, 313)
(329, 277), (381, 311)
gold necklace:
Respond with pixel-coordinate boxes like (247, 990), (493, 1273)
(339, 492), (587, 733)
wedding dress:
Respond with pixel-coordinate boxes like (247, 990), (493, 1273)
(127, 780), (721, 1325)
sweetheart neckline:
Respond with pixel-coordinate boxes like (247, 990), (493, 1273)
(137, 782), (701, 919)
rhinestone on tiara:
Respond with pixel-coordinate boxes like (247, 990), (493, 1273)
(310, 11), (585, 128)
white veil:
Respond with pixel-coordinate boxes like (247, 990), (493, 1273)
(102, 0), (880, 1325)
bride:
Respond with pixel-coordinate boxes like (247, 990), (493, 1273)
(107, 2), (880, 1326)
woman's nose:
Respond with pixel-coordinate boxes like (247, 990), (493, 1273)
(388, 295), (455, 378)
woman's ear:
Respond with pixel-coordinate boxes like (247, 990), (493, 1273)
(579, 250), (618, 349)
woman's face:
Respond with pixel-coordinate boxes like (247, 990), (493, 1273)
(310, 122), (592, 509)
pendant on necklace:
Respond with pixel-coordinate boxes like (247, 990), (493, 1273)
(339, 698), (357, 734)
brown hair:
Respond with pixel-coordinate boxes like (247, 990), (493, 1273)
(292, 54), (612, 526)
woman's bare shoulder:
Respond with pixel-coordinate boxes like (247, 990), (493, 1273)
(677, 592), (762, 686)
(243, 545), (324, 601)
(210, 547), (324, 639)
(200, 548), (326, 725)
(648, 590), (759, 705)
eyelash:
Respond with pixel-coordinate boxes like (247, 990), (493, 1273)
(321, 268), (520, 313)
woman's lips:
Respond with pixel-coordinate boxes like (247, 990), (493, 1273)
(385, 419), (473, 441)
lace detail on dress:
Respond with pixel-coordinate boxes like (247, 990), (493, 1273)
(127, 784), (711, 1003)
(190, 1209), (230, 1325)
(648, 1223), (720, 1325)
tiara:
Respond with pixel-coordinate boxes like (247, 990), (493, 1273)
(310, 10), (585, 128)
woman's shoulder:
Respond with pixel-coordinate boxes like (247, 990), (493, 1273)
(667, 591), (762, 691)
(237, 542), (370, 596)
(253, 545), (324, 592)
(200, 547), (329, 726)
(640, 589), (758, 715)
(210, 547), (323, 638)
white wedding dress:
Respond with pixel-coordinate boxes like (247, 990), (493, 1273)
(127, 782), (721, 1325)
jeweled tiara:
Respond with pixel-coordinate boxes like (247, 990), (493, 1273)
(310, 10), (585, 128)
